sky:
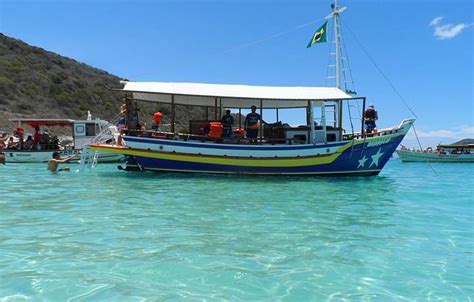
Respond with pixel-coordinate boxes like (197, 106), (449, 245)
(0, 0), (472, 147)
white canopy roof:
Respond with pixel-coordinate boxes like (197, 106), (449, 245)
(121, 81), (353, 108)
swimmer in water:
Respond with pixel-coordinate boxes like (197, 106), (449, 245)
(47, 152), (77, 172)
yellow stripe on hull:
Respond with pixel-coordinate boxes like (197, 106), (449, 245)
(91, 133), (402, 168)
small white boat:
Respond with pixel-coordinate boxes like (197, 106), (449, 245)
(396, 142), (474, 163)
(3, 117), (122, 163)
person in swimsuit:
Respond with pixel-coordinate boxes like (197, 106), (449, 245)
(47, 152), (77, 172)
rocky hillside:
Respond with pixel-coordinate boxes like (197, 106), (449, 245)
(0, 33), (209, 133)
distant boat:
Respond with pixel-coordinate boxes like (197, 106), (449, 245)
(396, 140), (474, 163)
(3, 117), (122, 163)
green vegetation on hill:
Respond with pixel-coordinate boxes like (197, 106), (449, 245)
(0, 33), (211, 133)
(0, 33), (125, 131)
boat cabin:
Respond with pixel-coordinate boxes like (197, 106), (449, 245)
(9, 117), (114, 150)
(119, 81), (380, 145)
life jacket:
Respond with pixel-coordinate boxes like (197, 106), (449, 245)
(208, 122), (223, 138)
(153, 112), (163, 124)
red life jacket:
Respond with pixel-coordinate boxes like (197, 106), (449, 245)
(153, 112), (163, 124)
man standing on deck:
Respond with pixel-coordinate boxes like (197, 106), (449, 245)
(245, 105), (266, 142)
(221, 110), (234, 137)
(364, 104), (378, 134)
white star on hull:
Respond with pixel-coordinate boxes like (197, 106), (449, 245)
(370, 148), (384, 168)
(357, 155), (368, 169)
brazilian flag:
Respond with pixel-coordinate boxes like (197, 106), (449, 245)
(307, 21), (328, 48)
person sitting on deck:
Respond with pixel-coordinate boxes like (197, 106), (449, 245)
(23, 135), (34, 150)
(364, 104), (378, 134)
(221, 110), (234, 137)
(47, 151), (76, 172)
(7, 137), (17, 150)
(152, 110), (163, 131)
(245, 105), (266, 142)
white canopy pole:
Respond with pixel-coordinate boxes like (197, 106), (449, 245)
(310, 101), (315, 144)
(321, 102), (327, 143)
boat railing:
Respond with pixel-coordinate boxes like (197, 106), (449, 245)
(343, 126), (400, 140)
(126, 129), (303, 145)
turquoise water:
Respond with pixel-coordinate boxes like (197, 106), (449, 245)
(0, 160), (473, 301)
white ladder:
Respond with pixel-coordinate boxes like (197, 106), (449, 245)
(79, 145), (99, 171)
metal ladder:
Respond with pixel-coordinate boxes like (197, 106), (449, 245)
(79, 145), (99, 171)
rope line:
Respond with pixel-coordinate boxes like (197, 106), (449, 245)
(339, 18), (418, 119)
(215, 17), (326, 56)
(412, 124), (439, 175)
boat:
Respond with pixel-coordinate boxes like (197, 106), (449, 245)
(3, 116), (122, 163)
(396, 141), (474, 163)
(88, 2), (415, 176)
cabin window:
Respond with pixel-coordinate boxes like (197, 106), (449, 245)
(327, 134), (337, 142)
(85, 123), (96, 136)
(75, 125), (85, 135)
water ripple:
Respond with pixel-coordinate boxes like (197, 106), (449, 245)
(0, 160), (473, 300)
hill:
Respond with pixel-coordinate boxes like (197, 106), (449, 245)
(452, 138), (474, 145)
(0, 33), (208, 134)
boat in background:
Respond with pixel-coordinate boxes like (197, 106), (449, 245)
(3, 116), (122, 163)
(397, 139), (474, 163)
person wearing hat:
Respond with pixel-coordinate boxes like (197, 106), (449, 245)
(47, 152), (77, 172)
(364, 104), (378, 134)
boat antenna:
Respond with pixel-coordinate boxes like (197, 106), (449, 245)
(326, 0), (347, 89)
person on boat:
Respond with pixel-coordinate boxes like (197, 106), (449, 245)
(47, 151), (76, 172)
(7, 137), (17, 150)
(221, 110), (234, 137)
(0, 152), (4, 165)
(364, 104), (378, 134)
(14, 127), (25, 150)
(152, 110), (163, 131)
(245, 105), (266, 142)
(23, 135), (34, 150)
(40, 130), (50, 150)
(0, 132), (7, 149)
(33, 126), (41, 150)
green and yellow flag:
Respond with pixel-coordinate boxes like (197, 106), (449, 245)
(307, 21), (328, 48)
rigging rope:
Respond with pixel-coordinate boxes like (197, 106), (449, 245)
(215, 17), (326, 56)
(412, 124), (439, 175)
(339, 18), (418, 119)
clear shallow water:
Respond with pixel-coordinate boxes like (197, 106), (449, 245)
(0, 160), (473, 301)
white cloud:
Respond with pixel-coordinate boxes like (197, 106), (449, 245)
(428, 16), (472, 40)
(429, 16), (443, 26)
(407, 126), (474, 139)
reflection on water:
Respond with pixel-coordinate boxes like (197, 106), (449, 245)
(0, 160), (472, 300)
